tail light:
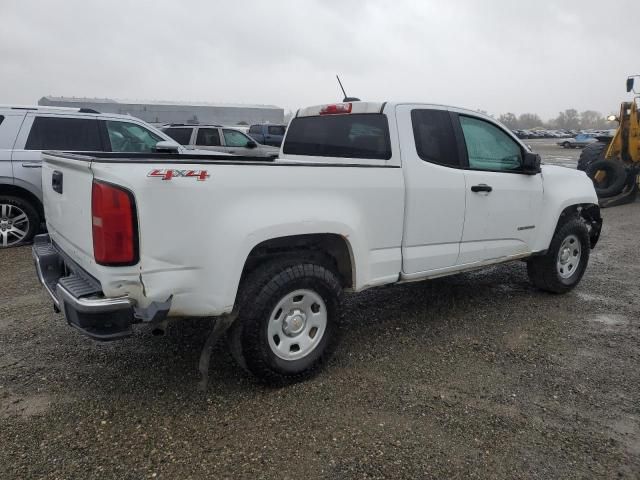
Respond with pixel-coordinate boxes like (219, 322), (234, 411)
(91, 181), (138, 266)
(320, 103), (352, 115)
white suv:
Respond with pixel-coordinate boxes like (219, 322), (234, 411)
(0, 105), (183, 248)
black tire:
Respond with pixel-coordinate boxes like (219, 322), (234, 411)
(228, 257), (342, 385)
(561, 141), (571, 149)
(577, 142), (606, 172)
(0, 195), (40, 248)
(586, 158), (628, 198)
(527, 217), (590, 294)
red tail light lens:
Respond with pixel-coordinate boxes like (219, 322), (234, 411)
(320, 103), (352, 115)
(92, 181), (138, 266)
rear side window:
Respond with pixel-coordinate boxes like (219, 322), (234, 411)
(283, 114), (391, 160)
(0, 115), (4, 127)
(248, 125), (261, 134)
(411, 109), (460, 167)
(268, 125), (286, 135)
(25, 116), (102, 151)
(162, 127), (193, 145)
(196, 128), (221, 146)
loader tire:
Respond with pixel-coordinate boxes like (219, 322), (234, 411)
(577, 142), (606, 172)
(586, 158), (628, 198)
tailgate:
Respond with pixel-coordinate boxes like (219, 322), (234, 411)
(41, 152), (98, 276)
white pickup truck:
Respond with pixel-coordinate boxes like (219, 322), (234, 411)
(33, 101), (602, 384)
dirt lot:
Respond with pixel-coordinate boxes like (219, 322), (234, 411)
(1, 146), (639, 479)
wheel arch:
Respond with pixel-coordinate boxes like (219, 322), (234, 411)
(553, 203), (602, 250)
(0, 182), (44, 219)
(237, 233), (356, 294)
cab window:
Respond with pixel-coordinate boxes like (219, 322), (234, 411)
(459, 116), (522, 172)
(106, 121), (164, 153)
(411, 109), (460, 167)
(283, 114), (391, 160)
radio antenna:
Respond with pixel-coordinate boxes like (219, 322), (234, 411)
(336, 75), (360, 102)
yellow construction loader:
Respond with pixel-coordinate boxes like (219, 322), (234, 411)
(578, 75), (640, 207)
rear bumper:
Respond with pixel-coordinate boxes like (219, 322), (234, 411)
(32, 234), (167, 341)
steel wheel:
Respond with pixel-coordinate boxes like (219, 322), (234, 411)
(0, 203), (30, 247)
(556, 234), (581, 279)
(267, 289), (327, 361)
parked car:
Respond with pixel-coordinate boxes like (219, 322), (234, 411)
(247, 124), (287, 147)
(0, 105), (190, 248)
(161, 124), (279, 158)
(33, 101), (602, 384)
(558, 133), (598, 149)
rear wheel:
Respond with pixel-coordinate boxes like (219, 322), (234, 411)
(0, 196), (40, 248)
(527, 217), (590, 294)
(229, 257), (342, 384)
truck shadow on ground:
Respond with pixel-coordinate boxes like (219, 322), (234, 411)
(63, 261), (543, 399)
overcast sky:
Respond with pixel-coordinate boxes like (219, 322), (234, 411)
(0, 0), (636, 119)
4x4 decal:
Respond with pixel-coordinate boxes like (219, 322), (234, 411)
(147, 169), (209, 181)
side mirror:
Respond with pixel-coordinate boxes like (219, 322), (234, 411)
(246, 140), (257, 149)
(522, 152), (541, 175)
(154, 140), (180, 153)
(627, 77), (634, 93)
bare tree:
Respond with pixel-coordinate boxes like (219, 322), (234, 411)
(553, 109), (580, 129)
(518, 113), (543, 129)
(498, 113), (518, 128)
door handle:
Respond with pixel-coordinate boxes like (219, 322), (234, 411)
(471, 184), (492, 193)
(52, 170), (63, 194)
(21, 162), (42, 168)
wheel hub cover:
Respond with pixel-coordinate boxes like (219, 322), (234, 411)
(282, 310), (306, 336)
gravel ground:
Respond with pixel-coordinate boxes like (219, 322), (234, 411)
(1, 145), (639, 479)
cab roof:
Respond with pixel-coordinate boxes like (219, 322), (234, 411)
(295, 101), (495, 123)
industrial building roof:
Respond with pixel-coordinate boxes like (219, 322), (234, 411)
(40, 96), (281, 110)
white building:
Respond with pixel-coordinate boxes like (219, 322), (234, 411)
(38, 96), (284, 126)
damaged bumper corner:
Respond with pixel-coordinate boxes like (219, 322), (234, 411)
(32, 234), (171, 341)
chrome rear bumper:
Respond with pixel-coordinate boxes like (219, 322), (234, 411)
(32, 234), (135, 341)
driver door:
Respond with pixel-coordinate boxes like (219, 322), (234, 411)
(454, 113), (544, 265)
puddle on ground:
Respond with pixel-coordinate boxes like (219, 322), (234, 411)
(589, 314), (630, 327)
(609, 416), (640, 456)
(0, 393), (52, 419)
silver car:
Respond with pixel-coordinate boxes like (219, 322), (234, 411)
(161, 124), (280, 158)
(0, 105), (184, 248)
(558, 133), (598, 149)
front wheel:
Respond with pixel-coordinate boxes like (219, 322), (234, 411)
(527, 217), (590, 294)
(229, 258), (342, 384)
